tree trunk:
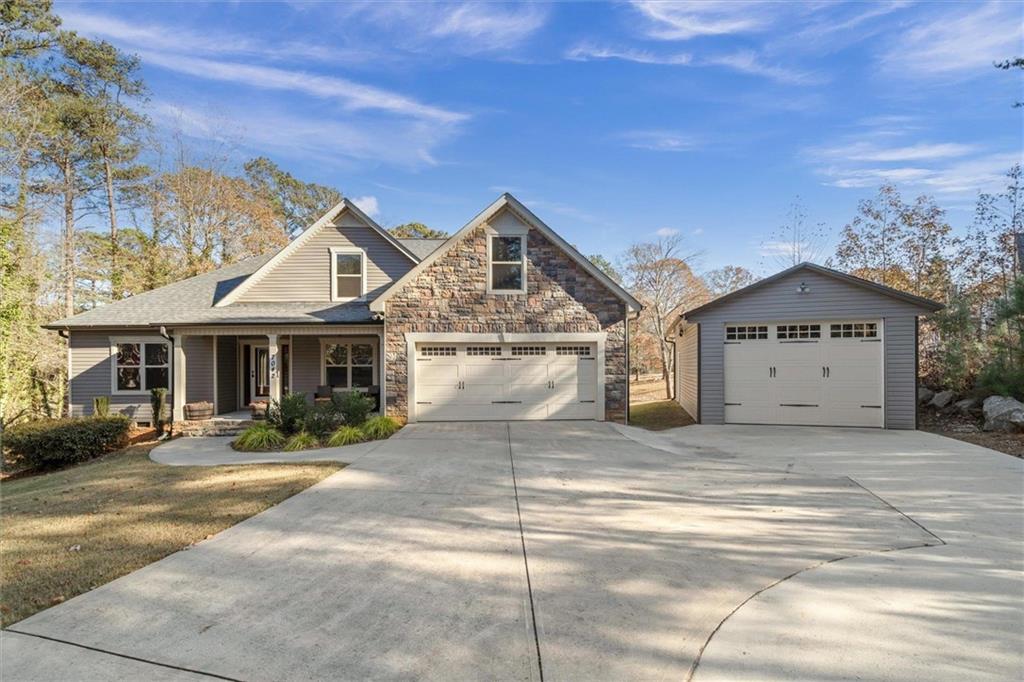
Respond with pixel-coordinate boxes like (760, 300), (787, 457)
(103, 156), (120, 299)
(63, 157), (75, 318)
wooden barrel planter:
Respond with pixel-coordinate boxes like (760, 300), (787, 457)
(184, 401), (215, 421)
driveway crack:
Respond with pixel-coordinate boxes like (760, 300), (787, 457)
(506, 423), (544, 681)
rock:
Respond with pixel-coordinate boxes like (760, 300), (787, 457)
(983, 396), (1024, 432)
(918, 386), (935, 404)
(953, 398), (978, 415)
(930, 390), (955, 409)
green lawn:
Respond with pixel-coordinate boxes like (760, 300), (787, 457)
(0, 443), (342, 627)
(629, 400), (696, 431)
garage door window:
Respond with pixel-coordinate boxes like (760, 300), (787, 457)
(556, 345), (591, 356)
(467, 346), (502, 356)
(323, 342), (375, 390)
(777, 324), (821, 339)
(830, 322), (878, 338)
(726, 325), (768, 340)
(512, 345), (546, 356)
(420, 346), (456, 357)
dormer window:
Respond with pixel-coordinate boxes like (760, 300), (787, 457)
(489, 235), (526, 293)
(330, 247), (365, 302)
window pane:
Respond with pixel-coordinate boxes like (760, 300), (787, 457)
(146, 367), (169, 389)
(326, 366), (348, 388)
(117, 343), (140, 366)
(145, 343), (168, 366)
(351, 366), (374, 388)
(117, 367), (141, 391)
(336, 275), (361, 299)
(326, 344), (348, 366)
(351, 344), (373, 366)
(335, 253), (361, 275)
(492, 236), (522, 261)
(492, 263), (523, 290)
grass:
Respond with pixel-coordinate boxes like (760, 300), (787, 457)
(629, 400), (696, 431)
(361, 416), (401, 440)
(327, 426), (366, 447)
(233, 423), (286, 451)
(0, 442), (342, 627)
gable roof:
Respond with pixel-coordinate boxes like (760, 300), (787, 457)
(679, 262), (943, 323)
(397, 238), (446, 259)
(370, 193), (642, 312)
(215, 198), (419, 307)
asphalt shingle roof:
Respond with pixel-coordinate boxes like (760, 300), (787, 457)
(397, 238), (446, 259)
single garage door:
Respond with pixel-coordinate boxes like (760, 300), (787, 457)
(724, 320), (883, 427)
(413, 342), (599, 421)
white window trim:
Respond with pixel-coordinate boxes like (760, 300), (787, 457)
(486, 233), (527, 295)
(319, 338), (378, 393)
(109, 336), (171, 395)
(329, 247), (367, 302)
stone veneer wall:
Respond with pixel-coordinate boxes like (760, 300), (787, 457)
(383, 222), (628, 422)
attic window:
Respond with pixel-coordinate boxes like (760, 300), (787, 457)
(330, 248), (365, 301)
(489, 235), (525, 293)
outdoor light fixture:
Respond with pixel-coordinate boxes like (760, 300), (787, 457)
(797, 281), (810, 294)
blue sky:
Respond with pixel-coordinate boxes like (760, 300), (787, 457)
(58, 1), (1022, 274)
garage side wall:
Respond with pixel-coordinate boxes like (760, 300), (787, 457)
(676, 324), (699, 421)
(687, 270), (926, 429)
(384, 223), (628, 422)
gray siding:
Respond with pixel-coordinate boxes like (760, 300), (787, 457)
(687, 269), (927, 429)
(184, 336), (214, 404)
(676, 323), (699, 421)
(69, 332), (172, 423)
(238, 212), (414, 303)
(291, 336), (321, 400)
(216, 336), (238, 413)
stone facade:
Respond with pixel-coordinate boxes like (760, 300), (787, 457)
(383, 218), (628, 422)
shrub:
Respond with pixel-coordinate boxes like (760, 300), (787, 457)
(3, 416), (131, 470)
(327, 425), (366, 447)
(361, 415), (400, 440)
(93, 396), (110, 417)
(331, 391), (374, 426)
(284, 430), (319, 451)
(267, 393), (309, 435)
(150, 388), (168, 435)
(302, 403), (343, 441)
(233, 423), (286, 451)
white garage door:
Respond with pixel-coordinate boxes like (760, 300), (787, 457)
(724, 320), (883, 427)
(413, 342), (599, 421)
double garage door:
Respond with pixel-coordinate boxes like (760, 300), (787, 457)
(413, 342), (599, 421)
(724, 320), (883, 427)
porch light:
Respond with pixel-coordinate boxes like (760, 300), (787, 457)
(797, 281), (810, 294)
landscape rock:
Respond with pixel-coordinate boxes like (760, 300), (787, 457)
(930, 390), (955, 409)
(953, 398), (978, 415)
(918, 387), (935, 404)
(982, 395), (1024, 432)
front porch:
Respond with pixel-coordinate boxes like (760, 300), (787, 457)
(169, 324), (385, 424)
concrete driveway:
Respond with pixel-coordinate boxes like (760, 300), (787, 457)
(3, 422), (1021, 681)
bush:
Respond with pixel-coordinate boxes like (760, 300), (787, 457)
(93, 396), (110, 417)
(302, 403), (343, 441)
(361, 416), (400, 440)
(284, 430), (319, 451)
(331, 391), (374, 426)
(977, 362), (1024, 401)
(327, 425), (366, 447)
(233, 423), (286, 451)
(3, 416), (131, 470)
(267, 393), (309, 435)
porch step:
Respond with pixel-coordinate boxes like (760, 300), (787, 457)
(176, 419), (254, 438)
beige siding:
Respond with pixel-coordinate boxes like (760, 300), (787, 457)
(69, 331), (172, 422)
(238, 211), (414, 303)
(676, 323), (699, 421)
(216, 336), (238, 413)
(184, 336), (214, 404)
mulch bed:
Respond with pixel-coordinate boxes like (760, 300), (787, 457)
(918, 409), (1024, 458)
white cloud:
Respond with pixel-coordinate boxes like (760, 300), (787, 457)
(703, 51), (825, 86)
(430, 3), (548, 47)
(814, 151), (1020, 195)
(656, 227), (680, 237)
(565, 43), (692, 65)
(620, 130), (700, 153)
(630, 0), (773, 40)
(880, 2), (1024, 78)
(691, 228), (705, 236)
(351, 195), (380, 217)
(811, 141), (978, 163)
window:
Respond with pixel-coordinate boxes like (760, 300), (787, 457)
(725, 325), (768, 340)
(777, 324), (821, 339)
(556, 346), (591, 356)
(490, 235), (525, 292)
(467, 346), (502, 356)
(323, 342), (375, 390)
(512, 345), (546, 356)
(831, 322), (878, 338)
(330, 248), (365, 301)
(420, 346), (456, 357)
(113, 340), (169, 393)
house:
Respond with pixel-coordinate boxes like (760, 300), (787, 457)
(669, 262), (942, 429)
(46, 194), (641, 425)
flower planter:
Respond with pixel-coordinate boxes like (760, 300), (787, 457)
(184, 401), (215, 421)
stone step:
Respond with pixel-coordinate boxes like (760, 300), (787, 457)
(175, 420), (254, 438)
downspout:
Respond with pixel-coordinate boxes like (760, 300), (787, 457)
(625, 308), (641, 425)
(59, 328), (70, 418)
(159, 326), (175, 435)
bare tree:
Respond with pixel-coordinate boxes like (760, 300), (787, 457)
(761, 197), (829, 269)
(703, 264), (756, 297)
(621, 234), (707, 399)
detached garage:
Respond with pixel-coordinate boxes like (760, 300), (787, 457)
(670, 263), (942, 429)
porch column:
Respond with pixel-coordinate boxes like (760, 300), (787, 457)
(268, 334), (282, 405)
(172, 334), (186, 422)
